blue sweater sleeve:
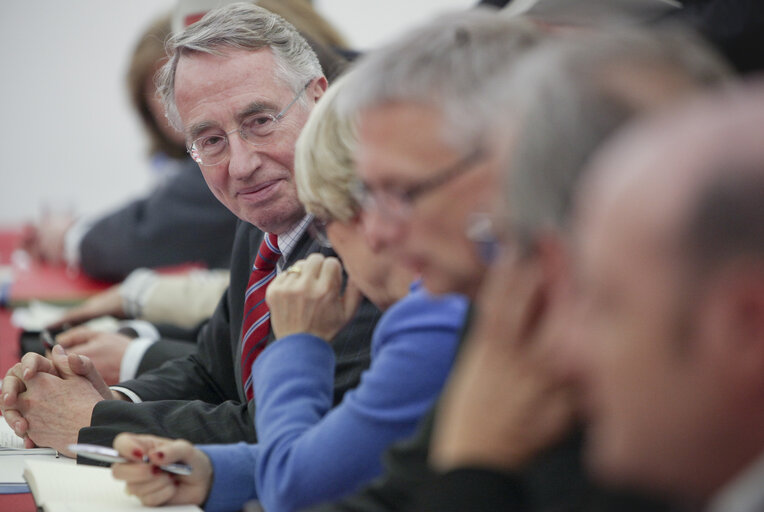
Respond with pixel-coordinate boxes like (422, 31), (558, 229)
(252, 289), (467, 512)
(199, 442), (260, 512)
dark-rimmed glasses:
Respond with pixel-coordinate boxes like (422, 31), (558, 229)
(352, 147), (486, 221)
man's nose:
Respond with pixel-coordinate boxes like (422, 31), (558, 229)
(361, 208), (404, 253)
(227, 133), (262, 179)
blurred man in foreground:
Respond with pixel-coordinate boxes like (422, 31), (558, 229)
(569, 84), (764, 512)
(321, 14), (729, 512)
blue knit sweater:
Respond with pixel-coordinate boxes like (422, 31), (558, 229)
(200, 282), (467, 512)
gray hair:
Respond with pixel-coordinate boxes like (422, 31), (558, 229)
(498, 27), (730, 236)
(687, 169), (764, 272)
(157, 2), (323, 131)
(679, 86), (764, 273)
(338, 9), (543, 152)
(295, 73), (359, 223)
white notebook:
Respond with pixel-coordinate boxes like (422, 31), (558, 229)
(0, 415), (61, 493)
(24, 459), (202, 512)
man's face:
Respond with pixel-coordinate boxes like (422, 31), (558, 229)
(568, 172), (728, 497)
(174, 48), (324, 234)
(356, 102), (498, 298)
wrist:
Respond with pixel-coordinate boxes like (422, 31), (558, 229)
(110, 389), (128, 401)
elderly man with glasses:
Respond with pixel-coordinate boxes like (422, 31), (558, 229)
(0, 3), (379, 457)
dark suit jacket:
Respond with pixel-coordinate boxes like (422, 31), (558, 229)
(310, 306), (668, 512)
(79, 220), (380, 447)
(79, 158), (239, 282)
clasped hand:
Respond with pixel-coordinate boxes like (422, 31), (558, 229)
(266, 253), (362, 341)
(0, 344), (114, 456)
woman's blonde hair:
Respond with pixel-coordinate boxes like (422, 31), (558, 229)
(295, 73), (359, 223)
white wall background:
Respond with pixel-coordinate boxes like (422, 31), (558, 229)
(0, 0), (473, 226)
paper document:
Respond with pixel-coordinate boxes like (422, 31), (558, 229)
(24, 459), (202, 511)
(0, 415), (61, 493)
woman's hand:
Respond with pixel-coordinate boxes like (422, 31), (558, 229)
(112, 433), (213, 507)
(266, 253), (362, 341)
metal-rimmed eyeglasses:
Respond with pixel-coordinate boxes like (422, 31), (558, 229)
(352, 147), (486, 221)
(188, 81), (311, 167)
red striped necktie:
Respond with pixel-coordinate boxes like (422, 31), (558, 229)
(240, 232), (281, 401)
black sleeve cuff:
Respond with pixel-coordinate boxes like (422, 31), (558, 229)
(410, 467), (527, 512)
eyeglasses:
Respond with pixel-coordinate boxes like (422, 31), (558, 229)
(353, 147), (486, 221)
(188, 81), (311, 166)
(466, 211), (536, 264)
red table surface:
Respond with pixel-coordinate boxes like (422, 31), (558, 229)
(0, 491), (36, 511)
(0, 228), (112, 307)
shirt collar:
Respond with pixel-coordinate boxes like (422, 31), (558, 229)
(707, 450), (764, 512)
(275, 214), (313, 271)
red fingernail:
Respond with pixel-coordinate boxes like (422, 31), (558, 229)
(174, 480), (181, 487)
(156, 451), (165, 460)
(132, 449), (143, 458)
(152, 465), (162, 475)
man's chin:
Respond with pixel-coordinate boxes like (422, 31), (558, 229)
(240, 206), (305, 235)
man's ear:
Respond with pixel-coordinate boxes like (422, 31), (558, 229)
(702, 260), (764, 390)
(310, 76), (329, 103)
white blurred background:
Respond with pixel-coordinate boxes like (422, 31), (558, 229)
(0, 0), (474, 226)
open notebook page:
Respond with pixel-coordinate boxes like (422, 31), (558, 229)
(24, 459), (201, 511)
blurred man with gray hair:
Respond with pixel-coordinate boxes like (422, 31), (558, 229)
(320, 20), (730, 512)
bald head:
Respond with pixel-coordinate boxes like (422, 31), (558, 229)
(572, 84), (764, 503)
(583, 83), (764, 272)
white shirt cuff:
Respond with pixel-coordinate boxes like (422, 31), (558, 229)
(118, 320), (161, 340)
(119, 337), (157, 381)
(119, 269), (160, 318)
(109, 386), (143, 403)
(63, 215), (97, 268)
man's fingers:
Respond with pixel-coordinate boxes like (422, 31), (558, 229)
(2, 409), (28, 437)
(535, 385), (577, 445)
(474, 255), (545, 351)
(48, 344), (75, 378)
(56, 326), (98, 348)
(19, 352), (57, 380)
(49, 311), (87, 329)
(2, 371), (26, 406)
(68, 353), (112, 399)
(67, 352), (96, 377)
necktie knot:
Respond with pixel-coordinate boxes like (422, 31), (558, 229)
(254, 232), (281, 271)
